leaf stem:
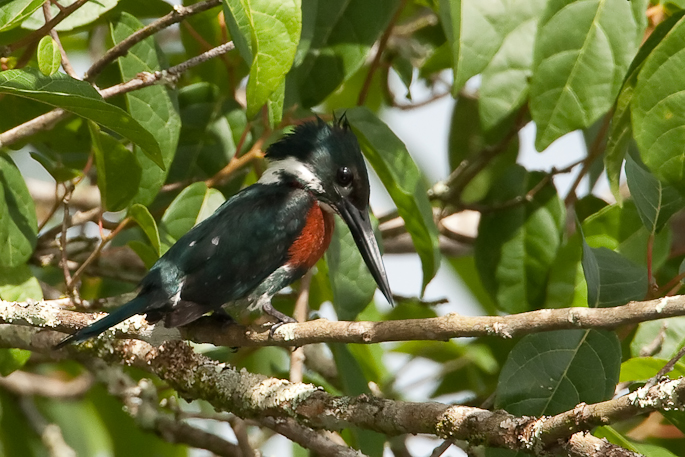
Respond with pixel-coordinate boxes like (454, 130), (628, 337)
(66, 217), (131, 290)
(564, 112), (612, 207)
(357, 0), (408, 106)
(42, 1), (78, 78)
(2, 0), (91, 57)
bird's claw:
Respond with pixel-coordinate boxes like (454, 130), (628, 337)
(268, 317), (296, 339)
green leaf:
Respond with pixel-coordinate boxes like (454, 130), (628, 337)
(632, 13), (685, 195)
(605, 10), (685, 202)
(545, 233), (586, 309)
(169, 83), (238, 184)
(626, 153), (684, 234)
(159, 182), (225, 252)
(0, 154), (37, 267)
(344, 107), (440, 293)
(631, 316), (685, 359)
(662, 410), (685, 440)
(448, 95), (519, 203)
(595, 426), (641, 453)
(0, 68), (164, 168)
(89, 384), (188, 457)
(0, 0), (43, 32)
(596, 426), (680, 457)
(112, 0), (174, 18)
(580, 229), (601, 308)
(128, 203), (161, 256)
(475, 166), (565, 313)
(449, 95), (484, 170)
(0, 390), (46, 456)
(37, 396), (114, 457)
(223, 0), (301, 121)
(37, 36), (61, 76)
(89, 122), (142, 212)
(496, 329), (621, 415)
(127, 239), (158, 270)
(0, 264), (42, 301)
(531, 0), (638, 151)
(620, 357), (685, 382)
(326, 215), (378, 321)
(109, 12), (181, 206)
(583, 246), (648, 308)
(0, 348), (31, 376)
(582, 201), (671, 269)
(438, 0), (505, 93)
(295, 0), (401, 107)
(479, 0), (546, 134)
(30, 149), (83, 182)
(23, 0), (117, 31)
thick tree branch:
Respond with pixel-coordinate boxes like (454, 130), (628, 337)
(85, 359), (244, 456)
(3, 295), (685, 348)
(0, 329), (678, 456)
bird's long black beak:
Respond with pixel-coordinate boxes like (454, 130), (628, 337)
(337, 199), (394, 306)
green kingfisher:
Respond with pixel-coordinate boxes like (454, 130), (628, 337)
(57, 118), (393, 347)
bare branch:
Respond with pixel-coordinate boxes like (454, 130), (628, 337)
(86, 359), (244, 457)
(2, 0), (91, 56)
(5, 295), (685, 349)
(83, 0), (223, 81)
(2, 331), (677, 456)
(260, 417), (363, 457)
(0, 370), (92, 398)
(0, 41), (234, 149)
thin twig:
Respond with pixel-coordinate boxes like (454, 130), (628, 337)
(656, 271), (685, 297)
(357, 0), (408, 106)
(58, 184), (77, 300)
(42, 1), (78, 78)
(20, 397), (77, 457)
(260, 417), (362, 457)
(229, 417), (255, 457)
(83, 0), (223, 81)
(86, 359), (244, 457)
(647, 344), (685, 388)
(457, 159), (584, 213)
(205, 139), (264, 188)
(67, 217), (131, 290)
(3, 0), (91, 56)
(436, 105), (529, 206)
(182, 20), (232, 73)
(0, 371), (92, 398)
(564, 112), (612, 206)
(290, 270), (313, 384)
(391, 90), (451, 110)
(98, 41), (236, 99)
(37, 184), (64, 233)
(430, 440), (453, 457)
(0, 41), (235, 149)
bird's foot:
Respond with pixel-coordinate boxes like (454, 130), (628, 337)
(262, 303), (296, 339)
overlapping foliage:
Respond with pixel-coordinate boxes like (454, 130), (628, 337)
(1, 0), (685, 456)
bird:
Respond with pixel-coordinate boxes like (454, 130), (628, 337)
(56, 117), (393, 348)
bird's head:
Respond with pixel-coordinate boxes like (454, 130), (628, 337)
(262, 117), (393, 305)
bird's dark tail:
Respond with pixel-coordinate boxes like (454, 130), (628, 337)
(55, 296), (149, 349)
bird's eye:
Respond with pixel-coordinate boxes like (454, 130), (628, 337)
(336, 166), (353, 186)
